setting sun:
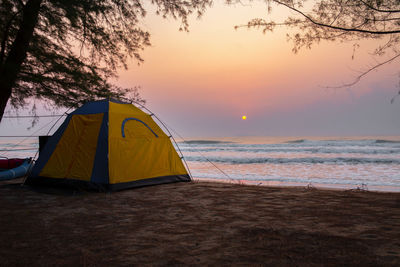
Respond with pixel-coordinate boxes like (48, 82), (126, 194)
(242, 115), (247, 120)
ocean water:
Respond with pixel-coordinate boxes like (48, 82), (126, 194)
(177, 136), (400, 192)
(1, 136), (399, 192)
(0, 137), (39, 159)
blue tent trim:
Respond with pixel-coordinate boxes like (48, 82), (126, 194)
(26, 174), (191, 192)
(121, 117), (159, 138)
(90, 106), (109, 183)
(71, 100), (108, 115)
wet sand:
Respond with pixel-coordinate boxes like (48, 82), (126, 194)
(0, 179), (399, 266)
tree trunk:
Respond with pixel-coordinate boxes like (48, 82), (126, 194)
(0, 0), (42, 122)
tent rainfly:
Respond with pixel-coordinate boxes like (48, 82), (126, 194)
(26, 99), (190, 191)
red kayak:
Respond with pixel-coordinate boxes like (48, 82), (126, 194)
(0, 158), (32, 180)
(0, 158), (26, 170)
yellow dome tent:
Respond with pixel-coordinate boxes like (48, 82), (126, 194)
(26, 99), (190, 191)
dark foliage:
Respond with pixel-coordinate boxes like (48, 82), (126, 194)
(0, 0), (212, 120)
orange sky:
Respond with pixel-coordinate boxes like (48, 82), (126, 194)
(116, 1), (400, 137)
(2, 1), (398, 138)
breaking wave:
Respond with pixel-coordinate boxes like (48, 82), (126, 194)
(178, 136), (400, 191)
(184, 156), (400, 165)
(179, 146), (400, 155)
(375, 139), (400, 144)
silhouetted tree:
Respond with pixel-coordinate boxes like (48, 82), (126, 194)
(235, 0), (400, 93)
(0, 0), (211, 121)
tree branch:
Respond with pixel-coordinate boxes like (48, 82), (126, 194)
(271, 0), (400, 35)
(326, 52), (400, 89)
(357, 0), (400, 13)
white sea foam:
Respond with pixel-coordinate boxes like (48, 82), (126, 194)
(184, 156), (400, 165)
(179, 137), (400, 191)
(0, 137), (38, 158)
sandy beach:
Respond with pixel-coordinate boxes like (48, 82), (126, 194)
(0, 179), (399, 266)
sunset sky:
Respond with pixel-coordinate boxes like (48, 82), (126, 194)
(2, 1), (400, 138)
(116, 1), (400, 137)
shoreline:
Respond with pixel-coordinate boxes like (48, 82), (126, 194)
(193, 177), (400, 192)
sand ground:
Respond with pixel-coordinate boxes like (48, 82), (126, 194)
(0, 179), (399, 266)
